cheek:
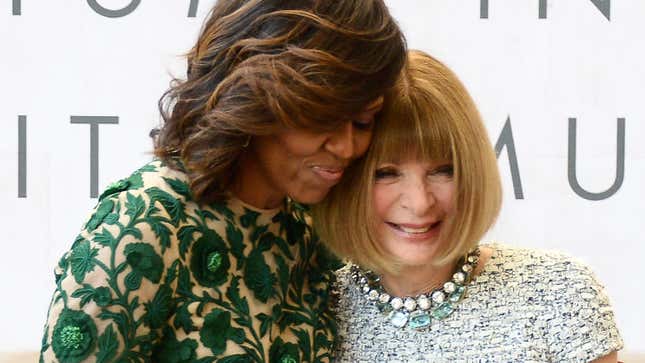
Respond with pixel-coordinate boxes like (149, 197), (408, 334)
(436, 183), (457, 213)
(354, 131), (373, 158)
(372, 185), (396, 220)
(280, 132), (327, 158)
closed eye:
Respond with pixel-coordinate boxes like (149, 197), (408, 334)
(429, 164), (454, 178)
(352, 119), (374, 131)
(375, 167), (399, 180)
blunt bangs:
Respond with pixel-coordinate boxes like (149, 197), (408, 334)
(371, 86), (455, 167)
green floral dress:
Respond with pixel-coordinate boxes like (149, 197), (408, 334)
(39, 160), (340, 363)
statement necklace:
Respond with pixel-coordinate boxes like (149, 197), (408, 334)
(350, 248), (480, 330)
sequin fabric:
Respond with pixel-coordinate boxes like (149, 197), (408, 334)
(332, 244), (623, 362)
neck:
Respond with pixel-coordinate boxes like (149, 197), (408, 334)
(230, 152), (285, 210)
(380, 261), (456, 297)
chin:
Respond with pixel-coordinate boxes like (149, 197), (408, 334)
(398, 256), (434, 268)
(289, 190), (328, 205)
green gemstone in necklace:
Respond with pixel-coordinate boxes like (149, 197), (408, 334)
(449, 285), (466, 302)
(430, 302), (454, 320)
(409, 311), (431, 330)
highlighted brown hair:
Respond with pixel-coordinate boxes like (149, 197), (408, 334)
(154, 0), (406, 203)
(314, 50), (502, 274)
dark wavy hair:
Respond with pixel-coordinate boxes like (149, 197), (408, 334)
(154, 0), (406, 203)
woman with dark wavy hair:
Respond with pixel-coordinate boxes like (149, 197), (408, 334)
(39, 1), (406, 361)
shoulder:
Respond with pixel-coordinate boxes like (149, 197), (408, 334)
(484, 243), (597, 282)
(482, 243), (623, 361)
(98, 160), (193, 203)
(331, 264), (362, 318)
(333, 265), (354, 292)
(89, 160), (202, 234)
(71, 160), (198, 275)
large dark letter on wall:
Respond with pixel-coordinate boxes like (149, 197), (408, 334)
(12, 0), (20, 15)
(495, 116), (524, 199)
(539, 0), (547, 19)
(188, 0), (199, 17)
(539, 0), (610, 20)
(87, 0), (141, 18)
(70, 116), (119, 198)
(18, 116), (26, 198)
(480, 0), (488, 19)
(568, 117), (625, 201)
(591, 0), (611, 20)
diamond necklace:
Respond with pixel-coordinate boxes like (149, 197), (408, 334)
(350, 248), (480, 330)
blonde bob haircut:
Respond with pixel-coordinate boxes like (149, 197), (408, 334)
(313, 50), (502, 275)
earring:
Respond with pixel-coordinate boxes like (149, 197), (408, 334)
(242, 135), (251, 148)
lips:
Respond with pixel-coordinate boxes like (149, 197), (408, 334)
(386, 221), (442, 240)
(311, 165), (345, 183)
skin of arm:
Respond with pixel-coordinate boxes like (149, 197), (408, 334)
(591, 351), (618, 363)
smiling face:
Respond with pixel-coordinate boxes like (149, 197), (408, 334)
(312, 51), (502, 276)
(234, 97), (384, 208)
(372, 158), (456, 267)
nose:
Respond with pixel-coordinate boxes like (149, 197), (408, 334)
(324, 122), (355, 160)
(400, 178), (436, 215)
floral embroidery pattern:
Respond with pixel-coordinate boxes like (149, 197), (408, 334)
(40, 160), (338, 362)
(51, 309), (97, 363)
(190, 233), (231, 288)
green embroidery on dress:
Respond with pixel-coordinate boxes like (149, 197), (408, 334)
(124, 242), (164, 284)
(281, 355), (297, 363)
(70, 285), (112, 308)
(200, 309), (246, 355)
(226, 221), (247, 270)
(98, 162), (156, 202)
(85, 199), (115, 232)
(51, 309), (97, 363)
(69, 240), (99, 284)
(207, 252), (223, 272)
(269, 337), (300, 363)
(153, 327), (198, 363)
(60, 326), (83, 349)
(145, 187), (187, 226)
(143, 285), (174, 329)
(240, 208), (261, 228)
(218, 354), (253, 363)
(99, 179), (130, 201)
(190, 233), (231, 287)
(93, 286), (111, 307)
(244, 249), (277, 303)
(39, 325), (49, 363)
(42, 161), (340, 363)
(163, 177), (193, 200)
(95, 324), (118, 363)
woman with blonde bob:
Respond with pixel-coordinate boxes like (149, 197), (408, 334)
(314, 50), (622, 362)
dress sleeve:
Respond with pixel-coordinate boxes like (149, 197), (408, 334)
(546, 258), (623, 362)
(39, 187), (177, 363)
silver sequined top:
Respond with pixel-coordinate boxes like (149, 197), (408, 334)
(332, 244), (623, 362)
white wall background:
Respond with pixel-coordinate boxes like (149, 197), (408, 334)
(1, 0), (643, 356)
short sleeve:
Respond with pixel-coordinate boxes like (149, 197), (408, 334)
(39, 186), (178, 363)
(546, 258), (623, 362)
